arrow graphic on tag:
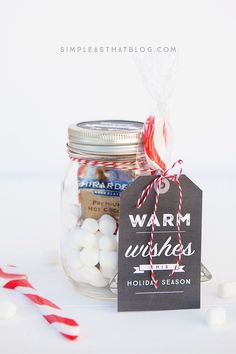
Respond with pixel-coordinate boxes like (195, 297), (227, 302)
(133, 264), (185, 274)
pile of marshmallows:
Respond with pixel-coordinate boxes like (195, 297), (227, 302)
(63, 210), (118, 289)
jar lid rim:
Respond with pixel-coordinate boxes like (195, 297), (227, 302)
(68, 120), (144, 156)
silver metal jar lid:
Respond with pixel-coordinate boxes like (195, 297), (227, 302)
(67, 120), (144, 157)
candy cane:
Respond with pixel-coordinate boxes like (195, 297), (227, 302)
(143, 115), (168, 171)
(0, 265), (80, 340)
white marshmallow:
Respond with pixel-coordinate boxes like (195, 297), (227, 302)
(76, 266), (109, 287)
(80, 248), (99, 266)
(218, 282), (236, 298)
(205, 307), (226, 326)
(65, 247), (84, 281)
(99, 214), (117, 235)
(72, 228), (96, 249)
(82, 218), (99, 234)
(99, 234), (117, 251)
(66, 249), (83, 270)
(41, 250), (59, 266)
(0, 301), (17, 320)
(65, 204), (81, 216)
(99, 250), (118, 278)
(71, 228), (85, 248)
(63, 212), (78, 229)
(94, 231), (103, 248)
(63, 204), (81, 229)
(63, 236), (79, 260)
(99, 214), (114, 221)
(99, 250), (118, 267)
(100, 265), (117, 280)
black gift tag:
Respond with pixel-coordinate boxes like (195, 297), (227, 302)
(118, 175), (202, 312)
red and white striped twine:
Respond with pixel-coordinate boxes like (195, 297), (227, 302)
(136, 159), (184, 289)
(0, 265), (80, 340)
(70, 157), (155, 173)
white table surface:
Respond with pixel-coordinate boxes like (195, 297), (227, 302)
(0, 176), (235, 354)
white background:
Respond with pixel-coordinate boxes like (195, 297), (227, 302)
(0, 1), (236, 353)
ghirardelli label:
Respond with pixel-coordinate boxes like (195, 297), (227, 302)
(77, 165), (133, 220)
(118, 175), (202, 312)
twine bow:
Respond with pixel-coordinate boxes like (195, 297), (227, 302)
(136, 159), (184, 289)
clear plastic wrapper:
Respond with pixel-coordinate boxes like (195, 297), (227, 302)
(134, 52), (177, 170)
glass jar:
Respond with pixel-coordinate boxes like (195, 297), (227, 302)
(61, 120), (149, 300)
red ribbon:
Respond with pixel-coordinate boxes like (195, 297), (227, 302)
(136, 160), (184, 289)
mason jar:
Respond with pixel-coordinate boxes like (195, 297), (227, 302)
(61, 120), (150, 300)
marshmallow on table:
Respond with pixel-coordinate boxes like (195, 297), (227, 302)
(205, 307), (226, 326)
(99, 214), (117, 235)
(218, 282), (236, 298)
(0, 301), (17, 320)
(76, 266), (109, 287)
(82, 218), (99, 234)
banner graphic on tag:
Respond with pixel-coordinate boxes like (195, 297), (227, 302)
(133, 264), (185, 274)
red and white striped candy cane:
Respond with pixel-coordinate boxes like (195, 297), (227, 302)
(144, 115), (168, 171)
(0, 265), (80, 341)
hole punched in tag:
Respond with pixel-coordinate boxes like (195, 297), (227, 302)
(154, 178), (170, 194)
